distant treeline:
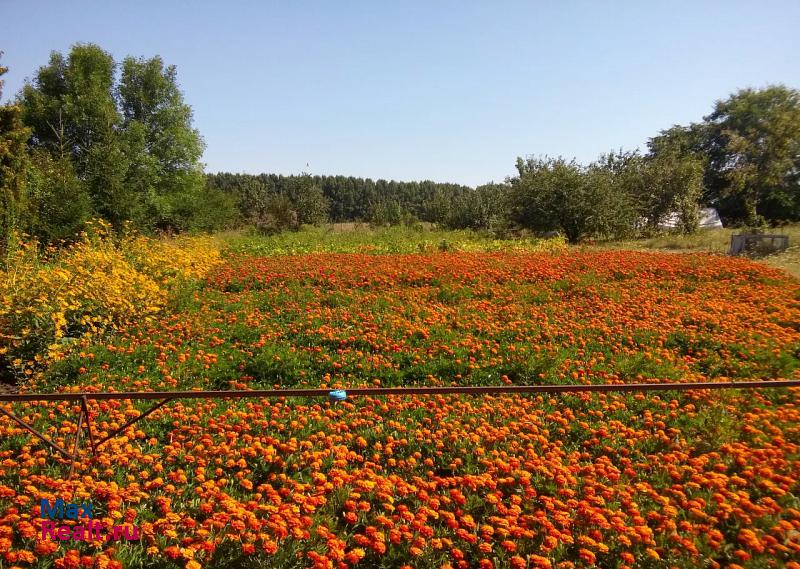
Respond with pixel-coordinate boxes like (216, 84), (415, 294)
(206, 172), (486, 227)
(1, 43), (799, 250)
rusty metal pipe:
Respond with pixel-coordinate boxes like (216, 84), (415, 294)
(0, 406), (72, 458)
(0, 380), (798, 403)
(80, 396), (96, 457)
(94, 398), (175, 448)
(69, 406), (84, 478)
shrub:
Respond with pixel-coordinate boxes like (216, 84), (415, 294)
(0, 220), (221, 373)
(120, 228), (221, 285)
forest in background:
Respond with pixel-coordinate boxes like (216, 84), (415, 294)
(2, 43), (800, 248)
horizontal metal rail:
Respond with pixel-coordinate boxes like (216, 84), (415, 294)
(2, 380), (798, 478)
(1, 379), (799, 403)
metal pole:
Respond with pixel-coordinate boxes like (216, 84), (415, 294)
(0, 406), (72, 458)
(0, 380), (798, 476)
(94, 398), (175, 449)
(69, 405), (84, 478)
(81, 396), (96, 457)
(0, 379), (798, 403)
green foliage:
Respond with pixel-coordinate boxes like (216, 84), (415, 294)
(506, 150), (706, 241)
(5, 44), (800, 245)
(706, 86), (800, 225)
(612, 149), (704, 234)
(509, 156), (639, 243)
(640, 151), (705, 233)
(283, 174), (330, 226)
(434, 183), (509, 231)
(15, 43), (231, 240)
(367, 198), (411, 227)
(584, 157), (641, 240)
(225, 225), (566, 256)
(0, 54), (32, 253)
(255, 194), (300, 234)
(207, 172), (475, 227)
(213, 173), (328, 231)
(509, 156), (581, 240)
(182, 185), (238, 233)
(648, 123), (707, 157)
(118, 55), (210, 231)
(21, 44), (119, 170)
(26, 150), (90, 242)
(85, 133), (139, 225)
(650, 85), (800, 226)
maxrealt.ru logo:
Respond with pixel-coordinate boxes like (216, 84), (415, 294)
(40, 499), (139, 542)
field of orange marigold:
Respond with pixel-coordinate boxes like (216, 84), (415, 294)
(1, 249), (800, 568)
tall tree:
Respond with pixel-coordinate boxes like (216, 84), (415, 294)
(284, 174), (329, 225)
(21, 44), (128, 226)
(704, 86), (800, 225)
(18, 44), (226, 234)
(118, 55), (207, 230)
(647, 124), (707, 157)
(509, 157), (582, 242)
(641, 152), (705, 232)
(509, 156), (640, 243)
(21, 44), (119, 171)
(652, 86), (800, 226)
(0, 53), (32, 251)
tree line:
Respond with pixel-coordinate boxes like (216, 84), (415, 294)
(206, 172), (477, 230)
(1, 43), (799, 249)
(209, 87), (800, 242)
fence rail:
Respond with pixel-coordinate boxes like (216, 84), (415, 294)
(3, 379), (800, 403)
(2, 380), (799, 478)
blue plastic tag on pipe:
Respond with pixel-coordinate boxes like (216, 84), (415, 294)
(328, 390), (347, 401)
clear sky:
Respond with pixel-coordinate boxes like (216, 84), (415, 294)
(2, 1), (799, 186)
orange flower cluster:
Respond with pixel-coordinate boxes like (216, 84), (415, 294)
(1, 250), (799, 568)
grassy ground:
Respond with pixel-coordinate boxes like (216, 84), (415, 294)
(222, 224), (566, 255)
(599, 225), (800, 279)
(220, 223), (800, 277)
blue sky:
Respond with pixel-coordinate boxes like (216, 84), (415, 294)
(2, 1), (799, 186)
